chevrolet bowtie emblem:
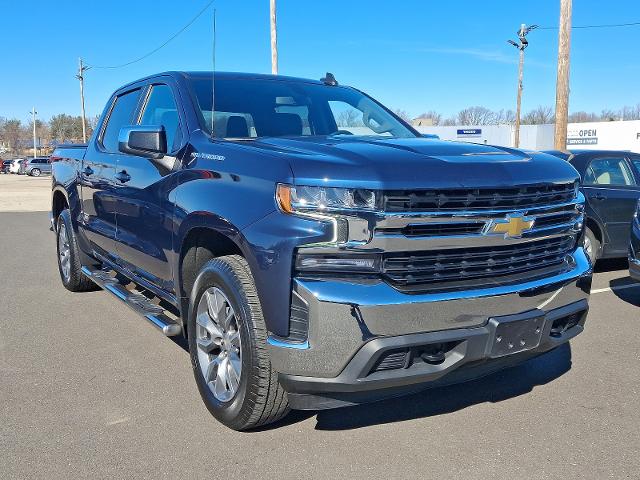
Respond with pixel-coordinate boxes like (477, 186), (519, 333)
(490, 214), (535, 238)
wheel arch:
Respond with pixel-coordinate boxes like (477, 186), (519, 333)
(52, 188), (69, 224)
(585, 216), (603, 244)
(176, 217), (250, 332)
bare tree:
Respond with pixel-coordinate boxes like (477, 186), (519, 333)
(457, 106), (495, 125)
(621, 104), (640, 121)
(441, 117), (458, 126)
(28, 119), (51, 150)
(336, 109), (362, 128)
(393, 109), (411, 123)
(494, 109), (516, 125)
(568, 111), (600, 123)
(600, 109), (618, 122)
(416, 110), (442, 126)
(522, 106), (555, 125)
(2, 119), (22, 154)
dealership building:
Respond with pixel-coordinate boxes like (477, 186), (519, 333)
(415, 120), (640, 153)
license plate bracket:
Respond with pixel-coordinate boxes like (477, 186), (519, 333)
(488, 310), (545, 358)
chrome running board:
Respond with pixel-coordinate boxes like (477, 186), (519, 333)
(81, 266), (182, 336)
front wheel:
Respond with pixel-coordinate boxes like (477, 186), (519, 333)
(583, 227), (600, 265)
(187, 255), (289, 431)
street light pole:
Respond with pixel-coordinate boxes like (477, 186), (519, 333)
(270, 0), (278, 74)
(515, 43), (525, 148)
(508, 24), (537, 148)
(31, 107), (37, 159)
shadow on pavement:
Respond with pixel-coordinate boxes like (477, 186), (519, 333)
(594, 258), (628, 273)
(311, 343), (572, 431)
(166, 322), (573, 432)
(610, 277), (640, 307)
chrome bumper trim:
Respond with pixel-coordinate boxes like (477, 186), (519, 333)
(268, 247), (591, 378)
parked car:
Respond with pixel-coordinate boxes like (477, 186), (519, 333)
(629, 200), (640, 281)
(50, 71), (591, 431)
(9, 158), (23, 174)
(19, 157), (51, 176)
(1, 159), (12, 174)
(562, 150), (640, 264)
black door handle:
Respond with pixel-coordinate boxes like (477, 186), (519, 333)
(82, 166), (94, 176)
(115, 170), (131, 183)
(593, 193), (606, 201)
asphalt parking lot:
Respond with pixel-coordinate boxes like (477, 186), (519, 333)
(1, 175), (639, 479)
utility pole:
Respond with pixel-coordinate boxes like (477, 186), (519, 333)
(31, 107), (37, 158)
(554, 0), (573, 151)
(270, 0), (278, 74)
(76, 58), (89, 142)
(508, 24), (537, 148)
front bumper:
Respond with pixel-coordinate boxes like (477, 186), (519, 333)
(267, 247), (592, 409)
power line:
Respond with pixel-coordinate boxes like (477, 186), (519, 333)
(87, 0), (215, 69)
(538, 21), (640, 30)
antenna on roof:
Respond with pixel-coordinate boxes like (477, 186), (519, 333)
(211, 8), (217, 137)
(321, 72), (338, 86)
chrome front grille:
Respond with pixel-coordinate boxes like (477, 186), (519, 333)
(383, 183), (576, 213)
(382, 236), (575, 293)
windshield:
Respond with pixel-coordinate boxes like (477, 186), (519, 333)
(190, 76), (417, 139)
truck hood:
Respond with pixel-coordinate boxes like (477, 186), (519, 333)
(242, 136), (579, 189)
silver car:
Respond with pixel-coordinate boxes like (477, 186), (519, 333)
(20, 157), (51, 176)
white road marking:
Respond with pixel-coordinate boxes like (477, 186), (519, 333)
(537, 287), (563, 309)
(591, 283), (640, 294)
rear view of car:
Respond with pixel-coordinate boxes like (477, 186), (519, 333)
(9, 159), (23, 174)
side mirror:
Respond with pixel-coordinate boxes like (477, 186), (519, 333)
(118, 125), (167, 159)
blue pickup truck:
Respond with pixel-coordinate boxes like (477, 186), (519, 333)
(51, 71), (592, 430)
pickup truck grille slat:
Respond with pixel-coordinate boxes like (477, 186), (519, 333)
(381, 222), (485, 237)
(383, 183), (576, 212)
(382, 237), (574, 292)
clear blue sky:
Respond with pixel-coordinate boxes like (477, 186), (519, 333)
(1, 0), (638, 124)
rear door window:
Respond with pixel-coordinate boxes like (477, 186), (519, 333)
(583, 157), (635, 186)
(101, 89), (142, 153)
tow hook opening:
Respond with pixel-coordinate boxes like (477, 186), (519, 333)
(369, 341), (461, 375)
(418, 343), (449, 365)
(550, 311), (583, 337)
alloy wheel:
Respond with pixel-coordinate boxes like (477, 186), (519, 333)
(58, 223), (71, 281)
(583, 235), (593, 263)
(195, 287), (242, 402)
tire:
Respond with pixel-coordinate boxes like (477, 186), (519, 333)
(188, 255), (289, 431)
(584, 227), (600, 265)
(30, 168), (41, 177)
(56, 209), (95, 292)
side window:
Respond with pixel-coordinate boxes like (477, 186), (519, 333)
(583, 157), (635, 186)
(101, 89), (141, 153)
(630, 158), (640, 178)
(139, 84), (181, 152)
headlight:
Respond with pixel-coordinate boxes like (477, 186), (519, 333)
(276, 184), (377, 214)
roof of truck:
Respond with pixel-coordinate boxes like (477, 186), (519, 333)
(119, 71), (329, 90)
